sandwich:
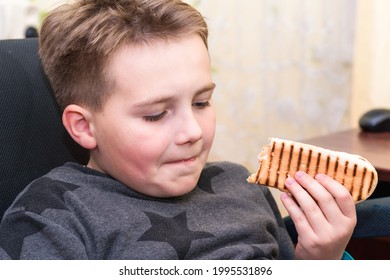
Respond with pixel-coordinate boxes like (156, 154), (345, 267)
(247, 138), (378, 202)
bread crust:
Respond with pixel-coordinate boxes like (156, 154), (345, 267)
(247, 138), (378, 202)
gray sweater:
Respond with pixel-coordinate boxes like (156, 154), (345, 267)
(0, 161), (295, 259)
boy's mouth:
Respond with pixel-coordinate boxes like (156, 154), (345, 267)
(166, 156), (198, 164)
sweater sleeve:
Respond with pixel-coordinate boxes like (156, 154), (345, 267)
(0, 209), (88, 259)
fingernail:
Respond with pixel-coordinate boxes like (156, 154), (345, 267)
(280, 192), (290, 200)
(295, 171), (305, 178)
(285, 177), (295, 186)
(315, 173), (325, 180)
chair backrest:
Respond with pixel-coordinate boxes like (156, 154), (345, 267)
(0, 38), (89, 219)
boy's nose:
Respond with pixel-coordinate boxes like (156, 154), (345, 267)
(175, 112), (202, 145)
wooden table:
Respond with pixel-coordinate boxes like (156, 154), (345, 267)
(302, 129), (390, 183)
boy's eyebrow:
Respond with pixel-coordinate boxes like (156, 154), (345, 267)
(195, 82), (216, 95)
(134, 82), (216, 108)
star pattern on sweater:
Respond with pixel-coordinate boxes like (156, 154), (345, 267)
(0, 177), (81, 259)
(138, 211), (215, 259)
(196, 165), (224, 194)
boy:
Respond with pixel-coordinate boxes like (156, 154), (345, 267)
(0, 0), (356, 259)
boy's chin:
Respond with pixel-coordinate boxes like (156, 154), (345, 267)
(149, 162), (205, 197)
(153, 181), (198, 198)
(145, 174), (201, 198)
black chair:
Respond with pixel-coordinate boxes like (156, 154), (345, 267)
(0, 38), (89, 219)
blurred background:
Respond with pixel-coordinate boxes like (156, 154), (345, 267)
(1, 0), (389, 214)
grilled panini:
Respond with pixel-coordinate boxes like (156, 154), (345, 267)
(247, 138), (378, 202)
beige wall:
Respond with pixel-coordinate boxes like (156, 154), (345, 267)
(194, 0), (356, 172)
(0, 0), (64, 39)
(192, 0), (358, 216)
(351, 0), (390, 126)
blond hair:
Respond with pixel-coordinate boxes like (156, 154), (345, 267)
(39, 0), (208, 111)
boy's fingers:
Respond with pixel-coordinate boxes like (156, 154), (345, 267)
(284, 176), (327, 232)
(292, 171), (356, 224)
(280, 191), (315, 239)
(314, 174), (356, 219)
(294, 171), (337, 206)
(292, 171), (343, 222)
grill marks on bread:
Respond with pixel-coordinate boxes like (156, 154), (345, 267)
(248, 138), (378, 202)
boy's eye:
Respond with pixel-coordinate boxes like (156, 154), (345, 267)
(193, 101), (211, 109)
(143, 111), (167, 122)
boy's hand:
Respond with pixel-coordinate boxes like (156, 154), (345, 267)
(280, 171), (357, 260)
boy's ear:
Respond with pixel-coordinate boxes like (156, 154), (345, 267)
(62, 104), (97, 150)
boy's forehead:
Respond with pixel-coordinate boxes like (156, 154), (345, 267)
(106, 35), (209, 77)
(110, 35), (207, 60)
(105, 35), (211, 97)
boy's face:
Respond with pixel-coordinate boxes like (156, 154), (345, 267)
(87, 35), (216, 197)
